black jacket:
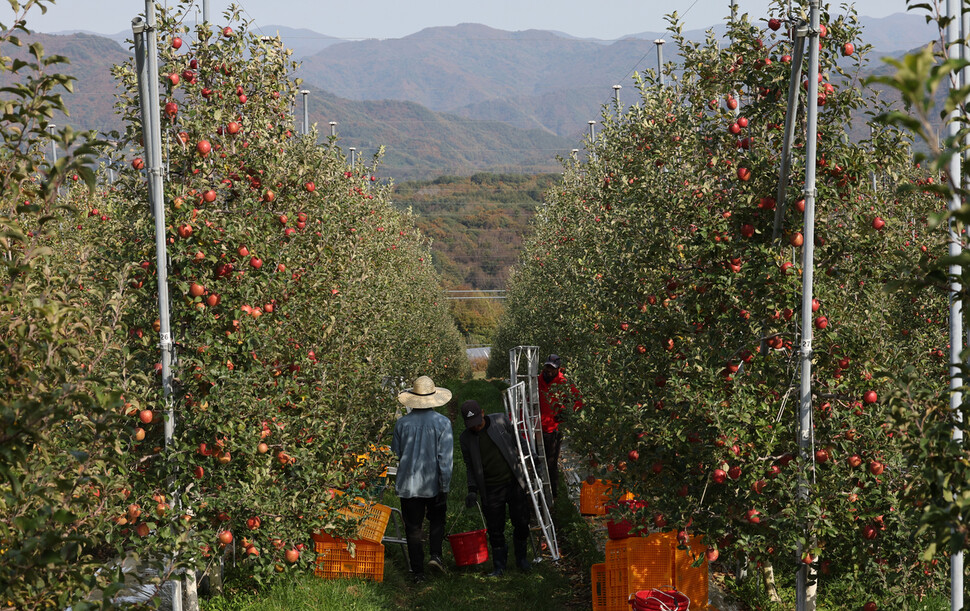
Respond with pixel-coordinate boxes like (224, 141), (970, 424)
(459, 413), (528, 503)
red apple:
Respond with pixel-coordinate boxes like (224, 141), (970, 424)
(305, 181), (316, 192)
(164, 101), (178, 118)
(237, 245), (250, 257)
(222, 26), (233, 37)
(814, 448), (829, 463)
(218, 530), (233, 545)
(250, 257), (262, 270)
(203, 190), (217, 203)
(171, 36), (183, 49)
(285, 548), (300, 563)
(746, 509), (761, 524)
(196, 140), (212, 157)
(138, 409), (154, 424)
(737, 167), (751, 181)
(848, 454), (862, 468)
(132, 158), (145, 170)
(768, 18), (781, 31)
(869, 460), (884, 476)
(712, 468), (727, 484)
(227, 121), (241, 135)
(842, 42), (855, 56)
(863, 390), (878, 404)
(728, 465), (741, 480)
(872, 216), (885, 230)
(628, 449), (640, 461)
(189, 283), (205, 298)
(863, 602), (877, 611)
(790, 232), (804, 247)
(815, 316), (828, 330)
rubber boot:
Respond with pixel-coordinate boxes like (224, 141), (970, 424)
(514, 538), (531, 572)
(488, 546), (507, 577)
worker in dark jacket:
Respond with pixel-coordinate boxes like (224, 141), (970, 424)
(459, 399), (531, 576)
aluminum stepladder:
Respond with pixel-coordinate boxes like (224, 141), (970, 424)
(504, 381), (559, 561)
(508, 346), (555, 504)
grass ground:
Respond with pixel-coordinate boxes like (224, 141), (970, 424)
(201, 378), (595, 611)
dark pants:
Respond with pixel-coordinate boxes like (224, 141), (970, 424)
(482, 480), (530, 565)
(400, 495), (447, 574)
(542, 429), (563, 499)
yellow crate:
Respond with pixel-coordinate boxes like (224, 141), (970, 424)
(316, 496), (391, 544)
(591, 562), (607, 611)
(605, 532), (675, 611)
(337, 500), (391, 544)
(313, 533), (384, 582)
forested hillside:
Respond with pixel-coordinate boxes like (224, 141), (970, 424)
(391, 173), (558, 344)
(392, 173), (557, 289)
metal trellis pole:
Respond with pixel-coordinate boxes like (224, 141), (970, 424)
(349, 147), (356, 169)
(771, 21), (806, 242)
(613, 84), (621, 110)
(329, 121), (337, 137)
(300, 89), (310, 135)
(654, 39), (665, 86)
(202, 0), (209, 24)
(795, 2), (820, 611)
(948, 0), (965, 608)
(47, 124), (57, 163)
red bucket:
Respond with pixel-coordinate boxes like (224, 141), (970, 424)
(447, 529), (489, 566)
(630, 588), (690, 611)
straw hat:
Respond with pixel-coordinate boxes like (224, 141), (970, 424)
(397, 375), (452, 409)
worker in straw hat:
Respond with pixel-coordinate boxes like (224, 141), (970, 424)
(391, 375), (454, 583)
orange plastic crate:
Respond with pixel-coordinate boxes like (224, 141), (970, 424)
(580, 479), (614, 515)
(591, 562), (607, 610)
(673, 535), (709, 610)
(313, 533), (385, 582)
(605, 532), (675, 611)
(337, 500), (391, 544)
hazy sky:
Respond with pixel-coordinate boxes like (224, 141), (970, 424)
(8, 0), (908, 40)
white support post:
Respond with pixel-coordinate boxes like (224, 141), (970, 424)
(795, 2), (821, 611)
(947, 0), (965, 607)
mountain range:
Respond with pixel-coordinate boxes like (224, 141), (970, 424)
(28, 12), (940, 179)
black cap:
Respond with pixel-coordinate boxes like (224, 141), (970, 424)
(461, 400), (483, 428)
(544, 354), (561, 368)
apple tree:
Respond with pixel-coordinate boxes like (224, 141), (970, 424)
(0, 1), (142, 608)
(493, 2), (947, 605)
(96, 1), (467, 584)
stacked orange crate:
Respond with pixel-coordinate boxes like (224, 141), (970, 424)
(313, 532), (385, 582)
(673, 535), (709, 610)
(604, 532), (675, 611)
(591, 562), (607, 610)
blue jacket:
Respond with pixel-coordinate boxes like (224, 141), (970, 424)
(391, 408), (453, 499)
